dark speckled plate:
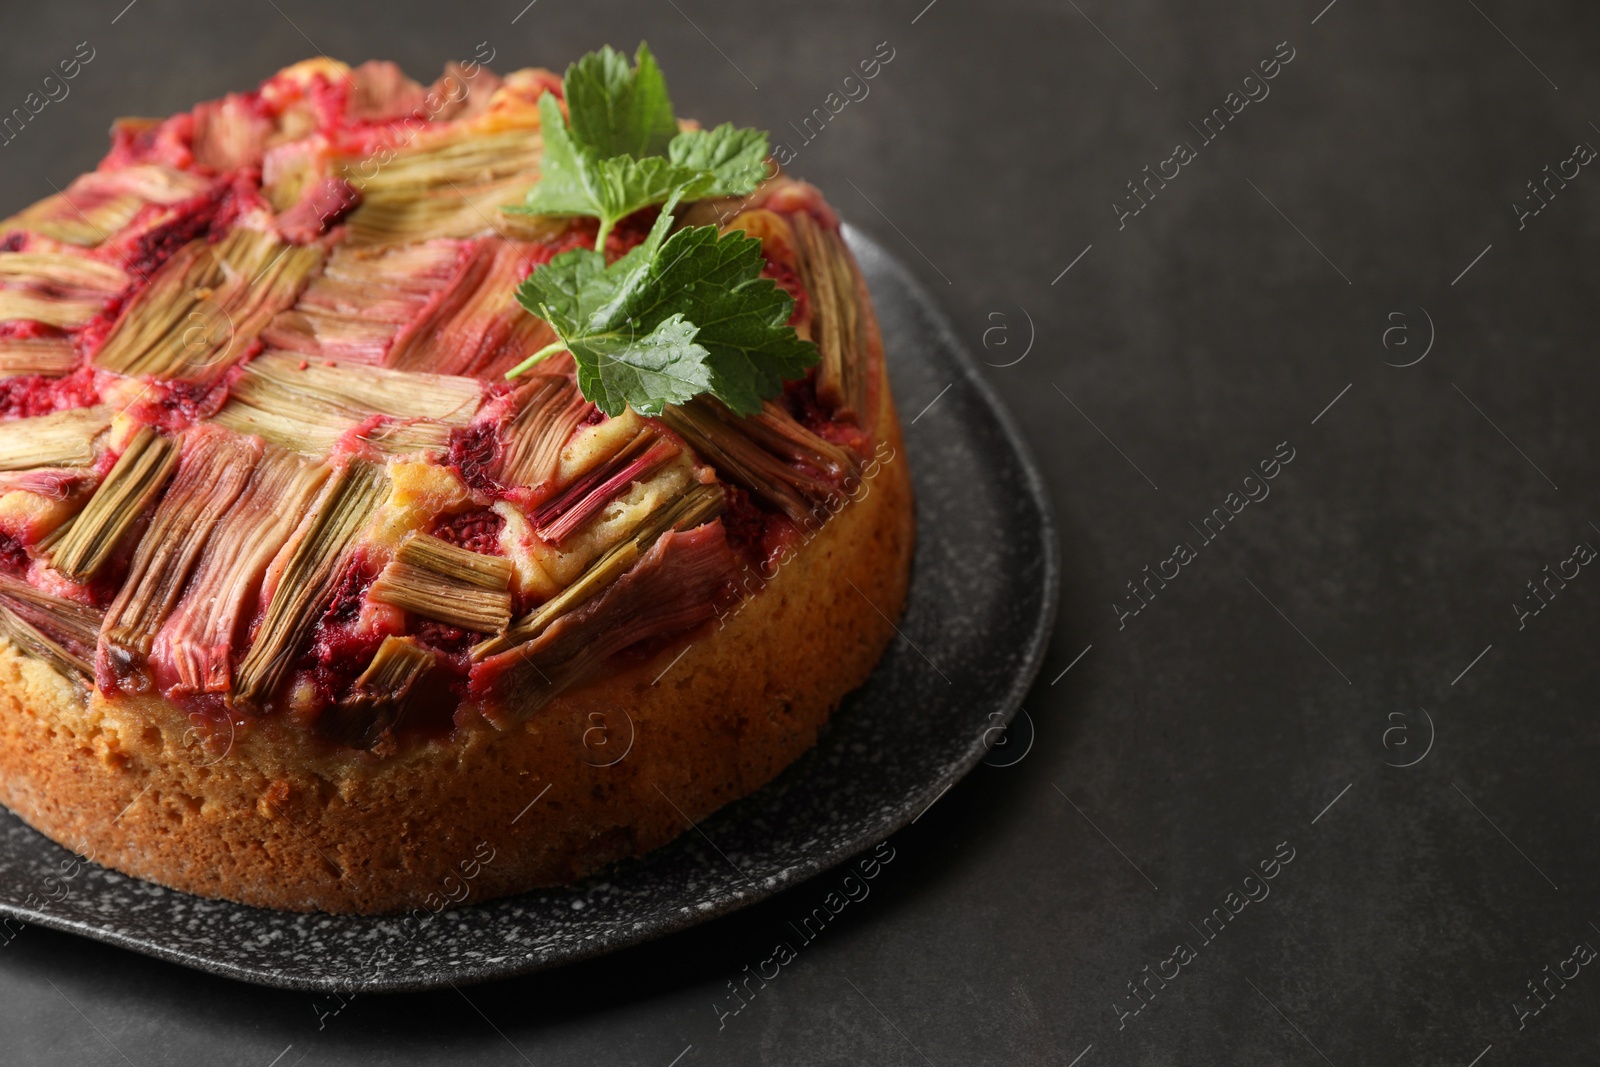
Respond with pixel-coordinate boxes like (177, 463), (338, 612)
(0, 230), (1058, 993)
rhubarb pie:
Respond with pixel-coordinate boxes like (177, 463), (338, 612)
(0, 54), (912, 913)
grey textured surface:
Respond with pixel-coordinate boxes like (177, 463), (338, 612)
(3, 0), (1599, 1064)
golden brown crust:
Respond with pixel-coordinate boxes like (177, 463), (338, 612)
(0, 319), (913, 914)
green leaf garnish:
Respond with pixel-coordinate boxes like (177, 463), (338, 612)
(510, 95), (712, 248)
(506, 42), (771, 249)
(563, 42), (678, 160)
(509, 196), (816, 418)
(667, 123), (772, 197)
(505, 45), (810, 417)
(629, 217), (815, 414)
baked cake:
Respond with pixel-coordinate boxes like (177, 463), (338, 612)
(0, 47), (913, 914)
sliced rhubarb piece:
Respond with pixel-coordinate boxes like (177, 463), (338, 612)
(0, 165), (210, 248)
(718, 397), (859, 481)
(212, 351), (481, 457)
(385, 238), (561, 377)
(233, 458), (388, 707)
(345, 60), (430, 122)
(273, 177), (360, 244)
(530, 431), (679, 546)
(496, 371), (591, 492)
(473, 481), (724, 660)
(471, 521), (737, 723)
(93, 228), (325, 380)
(98, 427), (260, 682)
(338, 126), (543, 247)
(0, 405), (112, 470)
(368, 531), (513, 633)
(0, 571), (102, 683)
(151, 445), (328, 696)
(656, 397), (849, 525)
(0, 291), (108, 330)
(321, 633), (436, 749)
(191, 93), (276, 173)
(0, 337), (77, 379)
(0, 251), (130, 297)
(261, 239), (464, 363)
(422, 62), (504, 124)
(0, 468), (89, 500)
(40, 424), (179, 582)
(790, 211), (868, 422)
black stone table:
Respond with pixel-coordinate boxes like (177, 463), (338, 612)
(3, 1), (1598, 1063)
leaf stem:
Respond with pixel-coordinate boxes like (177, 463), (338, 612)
(593, 215), (614, 253)
(504, 340), (570, 380)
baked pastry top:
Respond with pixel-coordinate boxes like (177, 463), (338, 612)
(0, 51), (913, 913)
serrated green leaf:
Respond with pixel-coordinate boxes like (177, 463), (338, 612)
(505, 45), (806, 416)
(668, 124), (771, 198)
(571, 314), (712, 417)
(513, 201), (817, 417)
(508, 94), (709, 247)
(508, 44), (775, 249)
(587, 155), (712, 231)
(517, 203), (713, 416)
(580, 201), (680, 328)
(514, 245), (610, 330)
(564, 42), (678, 160)
(506, 94), (601, 218)
(520, 202), (678, 338)
(603, 223), (811, 415)
(695, 285), (816, 416)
